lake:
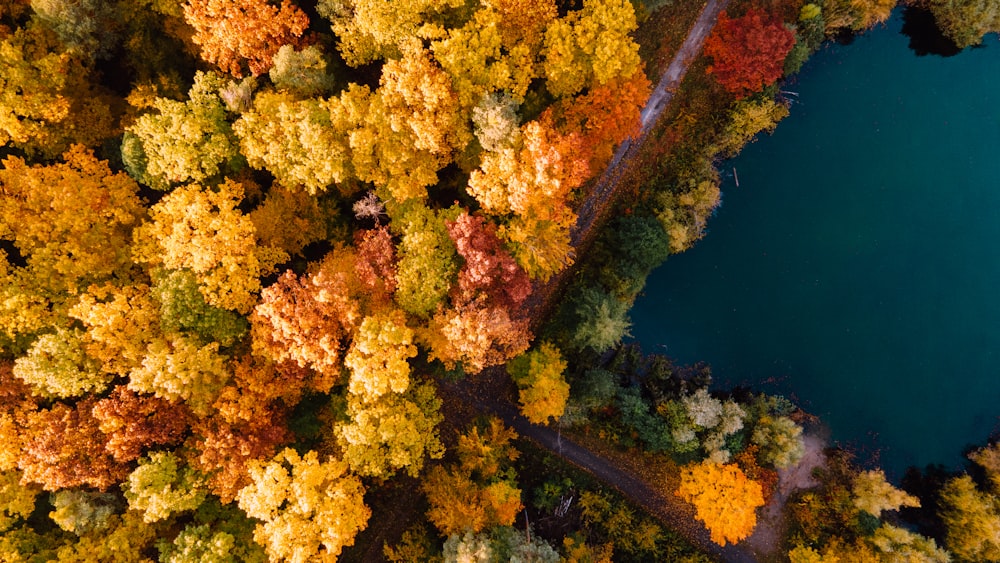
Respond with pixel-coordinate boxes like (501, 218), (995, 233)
(630, 10), (1000, 476)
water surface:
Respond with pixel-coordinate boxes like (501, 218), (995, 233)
(630, 13), (1000, 475)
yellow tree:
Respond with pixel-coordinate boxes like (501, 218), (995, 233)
(852, 470), (920, 517)
(128, 335), (230, 416)
(429, 8), (536, 111)
(0, 25), (117, 157)
(938, 474), (1000, 561)
(132, 179), (287, 314)
(344, 312), (417, 400)
(676, 461), (765, 546)
(250, 183), (330, 257)
(236, 448), (370, 562)
(316, 0), (463, 66)
(235, 91), (356, 195)
(0, 146), (145, 340)
(350, 47), (469, 204)
(422, 418), (522, 535)
(336, 383), (444, 479)
(506, 342), (570, 424)
(391, 203), (461, 317)
(541, 0), (642, 97)
(68, 283), (161, 377)
(183, 0), (309, 77)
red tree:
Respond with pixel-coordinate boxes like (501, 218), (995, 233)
(704, 9), (795, 99)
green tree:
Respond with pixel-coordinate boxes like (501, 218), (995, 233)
(13, 328), (109, 399)
(151, 269), (249, 347)
(48, 489), (117, 534)
(751, 415), (805, 469)
(392, 203), (461, 317)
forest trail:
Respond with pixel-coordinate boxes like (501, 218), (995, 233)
(570, 0), (731, 249)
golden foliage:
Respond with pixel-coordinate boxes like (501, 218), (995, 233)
(676, 460), (765, 546)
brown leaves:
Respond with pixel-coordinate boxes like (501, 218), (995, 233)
(20, 399), (129, 491)
(91, 387), (191, 463)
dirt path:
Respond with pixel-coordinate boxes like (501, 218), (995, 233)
(571, 0), (730, 248)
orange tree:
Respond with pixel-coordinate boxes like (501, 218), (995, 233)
(676, 460), (765, 546)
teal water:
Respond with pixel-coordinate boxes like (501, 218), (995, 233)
(630, 13), (1000, 476)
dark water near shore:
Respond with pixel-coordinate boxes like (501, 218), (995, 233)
(630, 12), (1000, 476)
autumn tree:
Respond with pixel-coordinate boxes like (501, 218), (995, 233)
(237, 448), (370, 561)
(354, 226), (398, 304)
(69, 283), (161, 376)
(269, 44), (338, 97)
(350, 48), (469, 203)
(125, 450), (207, 523)
(91, 387), (190, 463)
(336, 383), (444, 479)
(938, 474), (1000, 561)
(20, 399), (129, 491)
(446, 213), (531, 310)
(0, 25), (116, 157)
(750, 415), (805, 469)
(344, 312), (417, 400)
(251, 248), (362, 381)
(47, 489), (118, 534)
(0, 470), (37, 532)
(392, 203), (461, 317)
(423, 419), (523, 535)
(132, 179), (287, 314)
(317, 0), (464, 66)
(29, 0), (120, 59)
(123, 72), (243, 189)
(715, 98), (790, 157)
(927, 0), (1000, 48)
(250, 183), (330, 258)
(424, 298), (532, 373)
(506, 343), (570, 424)
(676, 460), (765, 546)
(0, 147), (145, 341)
(234, 90), (356, 194)
(822, 0), (895, 31)
(429, 8), (536, 111)
(183, 0), (309, 77)
(541, 0), (642, 97)
(128, 335), (230, 416)
(704, 9), (796, 99)
(852, 470), (920, 518)
(551, 69), (650, 170)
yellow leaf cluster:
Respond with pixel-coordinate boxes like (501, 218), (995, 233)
(237, 448), (370, 562)
(676, 461), (765, 546)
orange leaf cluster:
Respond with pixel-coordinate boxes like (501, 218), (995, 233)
(676, 460), (765, 546)
(184, 0), (309, 77)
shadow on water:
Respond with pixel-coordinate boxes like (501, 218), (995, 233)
(900, 6), (962, 57)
